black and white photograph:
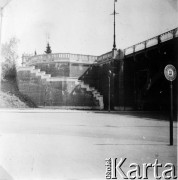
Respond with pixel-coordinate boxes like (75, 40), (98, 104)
(0, 0), (177, 179)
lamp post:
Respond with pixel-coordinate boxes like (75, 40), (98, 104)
(111, 0), (118, 51)
(108, 70), (112, 112)
(0, 0), (12, 89)
(108, 0), (118, 111)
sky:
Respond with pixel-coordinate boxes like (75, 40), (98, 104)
(0, 0), (178, 63)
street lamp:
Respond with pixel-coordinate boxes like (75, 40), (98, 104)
(108, 69), (116, 112)
(0, 0), (12, 89)
(111, 0), (118, 51)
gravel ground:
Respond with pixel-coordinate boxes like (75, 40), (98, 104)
(0, 79), (36, 108)
(0, 91), (28, 108)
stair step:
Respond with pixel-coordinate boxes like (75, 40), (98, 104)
(77, 80), (104, 109)
(41, 74), (51, 79)
(90, 87), (95, 91)
(36, 72), (45, 76)
(32, 69), (40, 73)
(40, 71), (46, 75)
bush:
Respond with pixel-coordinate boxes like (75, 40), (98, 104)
(2, 61), (17, 79)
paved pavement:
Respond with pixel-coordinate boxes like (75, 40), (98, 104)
(0, 110), (177, 180)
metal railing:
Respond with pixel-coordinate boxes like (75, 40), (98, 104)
(124, 28), (178, 56)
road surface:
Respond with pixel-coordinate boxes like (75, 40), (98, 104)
(0, 110), (177, 180)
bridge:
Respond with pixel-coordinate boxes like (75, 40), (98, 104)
(79, 28), (178, 114)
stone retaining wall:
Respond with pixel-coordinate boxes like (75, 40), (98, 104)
(17, 66), (102, 109)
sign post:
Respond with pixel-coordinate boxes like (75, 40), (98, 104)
(164, 64), (177, 146)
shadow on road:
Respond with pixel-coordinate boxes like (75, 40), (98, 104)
(95, 111), (177, 122)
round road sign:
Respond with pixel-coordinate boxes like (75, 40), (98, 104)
(164, 64), (177, 81)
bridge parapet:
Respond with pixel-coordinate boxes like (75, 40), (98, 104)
(96, 50), (120, 63)
(97, 51), (113, 62)
(124, 27), (178, 56)
(22, 53), (98, 66)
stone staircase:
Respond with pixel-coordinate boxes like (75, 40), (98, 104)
(17, 66), (104, 109)
(17, 66), (51, 79)
(78, 80), (104, 110)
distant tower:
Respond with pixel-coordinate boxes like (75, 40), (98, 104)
(34, 50), (37, 55)
(45, 42), (52, 54)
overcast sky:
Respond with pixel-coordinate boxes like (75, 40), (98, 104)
(1, 0), (178, 59)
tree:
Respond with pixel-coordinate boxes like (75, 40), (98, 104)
(44, 43), (52, 54)
(1, 37), (19, 79)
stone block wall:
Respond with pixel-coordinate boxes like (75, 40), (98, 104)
(69, 63), (89, 77)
